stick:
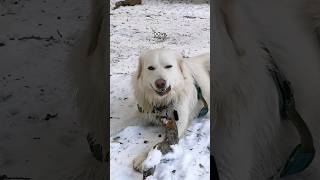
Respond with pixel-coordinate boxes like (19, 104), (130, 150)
(112, 0), (142, 10)
(0, 174), (31, 180)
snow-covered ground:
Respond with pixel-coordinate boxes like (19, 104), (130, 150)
(110, 1), (210, 180)
(0, 0), (209, 179)
(0, 0), (107, 179)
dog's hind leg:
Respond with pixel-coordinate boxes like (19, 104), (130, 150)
(68, 0), (107, 162)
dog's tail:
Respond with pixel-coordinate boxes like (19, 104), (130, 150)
(67, 0), (107, 162)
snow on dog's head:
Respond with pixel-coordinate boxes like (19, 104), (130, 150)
(133, 49), (192, 107)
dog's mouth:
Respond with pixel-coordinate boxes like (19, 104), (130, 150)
(151, 84), (171, 96)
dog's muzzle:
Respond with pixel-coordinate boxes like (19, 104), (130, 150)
(154, 85), (171, 96)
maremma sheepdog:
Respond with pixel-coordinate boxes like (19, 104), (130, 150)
(69, 0), (320, 179)
(131, 49), (210, 172)
(213, 0), (320, 179)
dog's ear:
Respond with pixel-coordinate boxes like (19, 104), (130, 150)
(136, 57), (143, 79)
(177, 53), (188, 79)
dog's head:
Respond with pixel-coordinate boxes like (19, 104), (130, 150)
(134, 49), (188, 104)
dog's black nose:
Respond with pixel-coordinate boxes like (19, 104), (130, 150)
(155, 79), (166, 89)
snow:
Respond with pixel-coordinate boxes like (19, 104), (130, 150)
(110, 119), (210, 180)
(0, 0), (105, 179)
(110, 1), (210, 180)
(0, 0), (209, 179)
(143, 148), (163, 169)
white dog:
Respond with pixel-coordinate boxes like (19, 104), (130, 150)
(131, 49), (210, 172)
(213, 0), (320, 179)
(66, 0), (107, 179)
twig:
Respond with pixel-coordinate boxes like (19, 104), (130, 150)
(112, 0), (142, 10)
(0, 174), (31, 180)
(17, 36), (56, 41)
(44, 113), (58, 121)
(151, 29), (167, 42)
(183, 15), (197, 19)
(57, 30), (63, 38)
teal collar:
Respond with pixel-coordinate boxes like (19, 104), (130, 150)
(268, 62), (315, 179)
(195, 82), (209, 118)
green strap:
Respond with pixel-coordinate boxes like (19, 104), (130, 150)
(195, 83), (209, 118)
(269, 64), (315, 178)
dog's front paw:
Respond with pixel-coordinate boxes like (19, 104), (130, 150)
(133, 154), (147, 172)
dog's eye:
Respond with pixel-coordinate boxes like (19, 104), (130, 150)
(165, 65), (172, 69)
(147, 66), (155, 70)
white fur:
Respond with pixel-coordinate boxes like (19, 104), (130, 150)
(132, 48), (210, 172)
(213, 0), (320, 179)
(69, 0), (107, 156)
(67, 0), (107, 179)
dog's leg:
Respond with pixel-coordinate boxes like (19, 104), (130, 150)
(142, 118), (179, 179)
(68, 0), (107, 162)
(133, 112), (190, 173)
(176, 111), (190, 139)
(133, 151), (149, 172)
(133, 117), (180, 173)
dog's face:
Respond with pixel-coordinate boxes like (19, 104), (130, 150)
(135, 49), (185, 101)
